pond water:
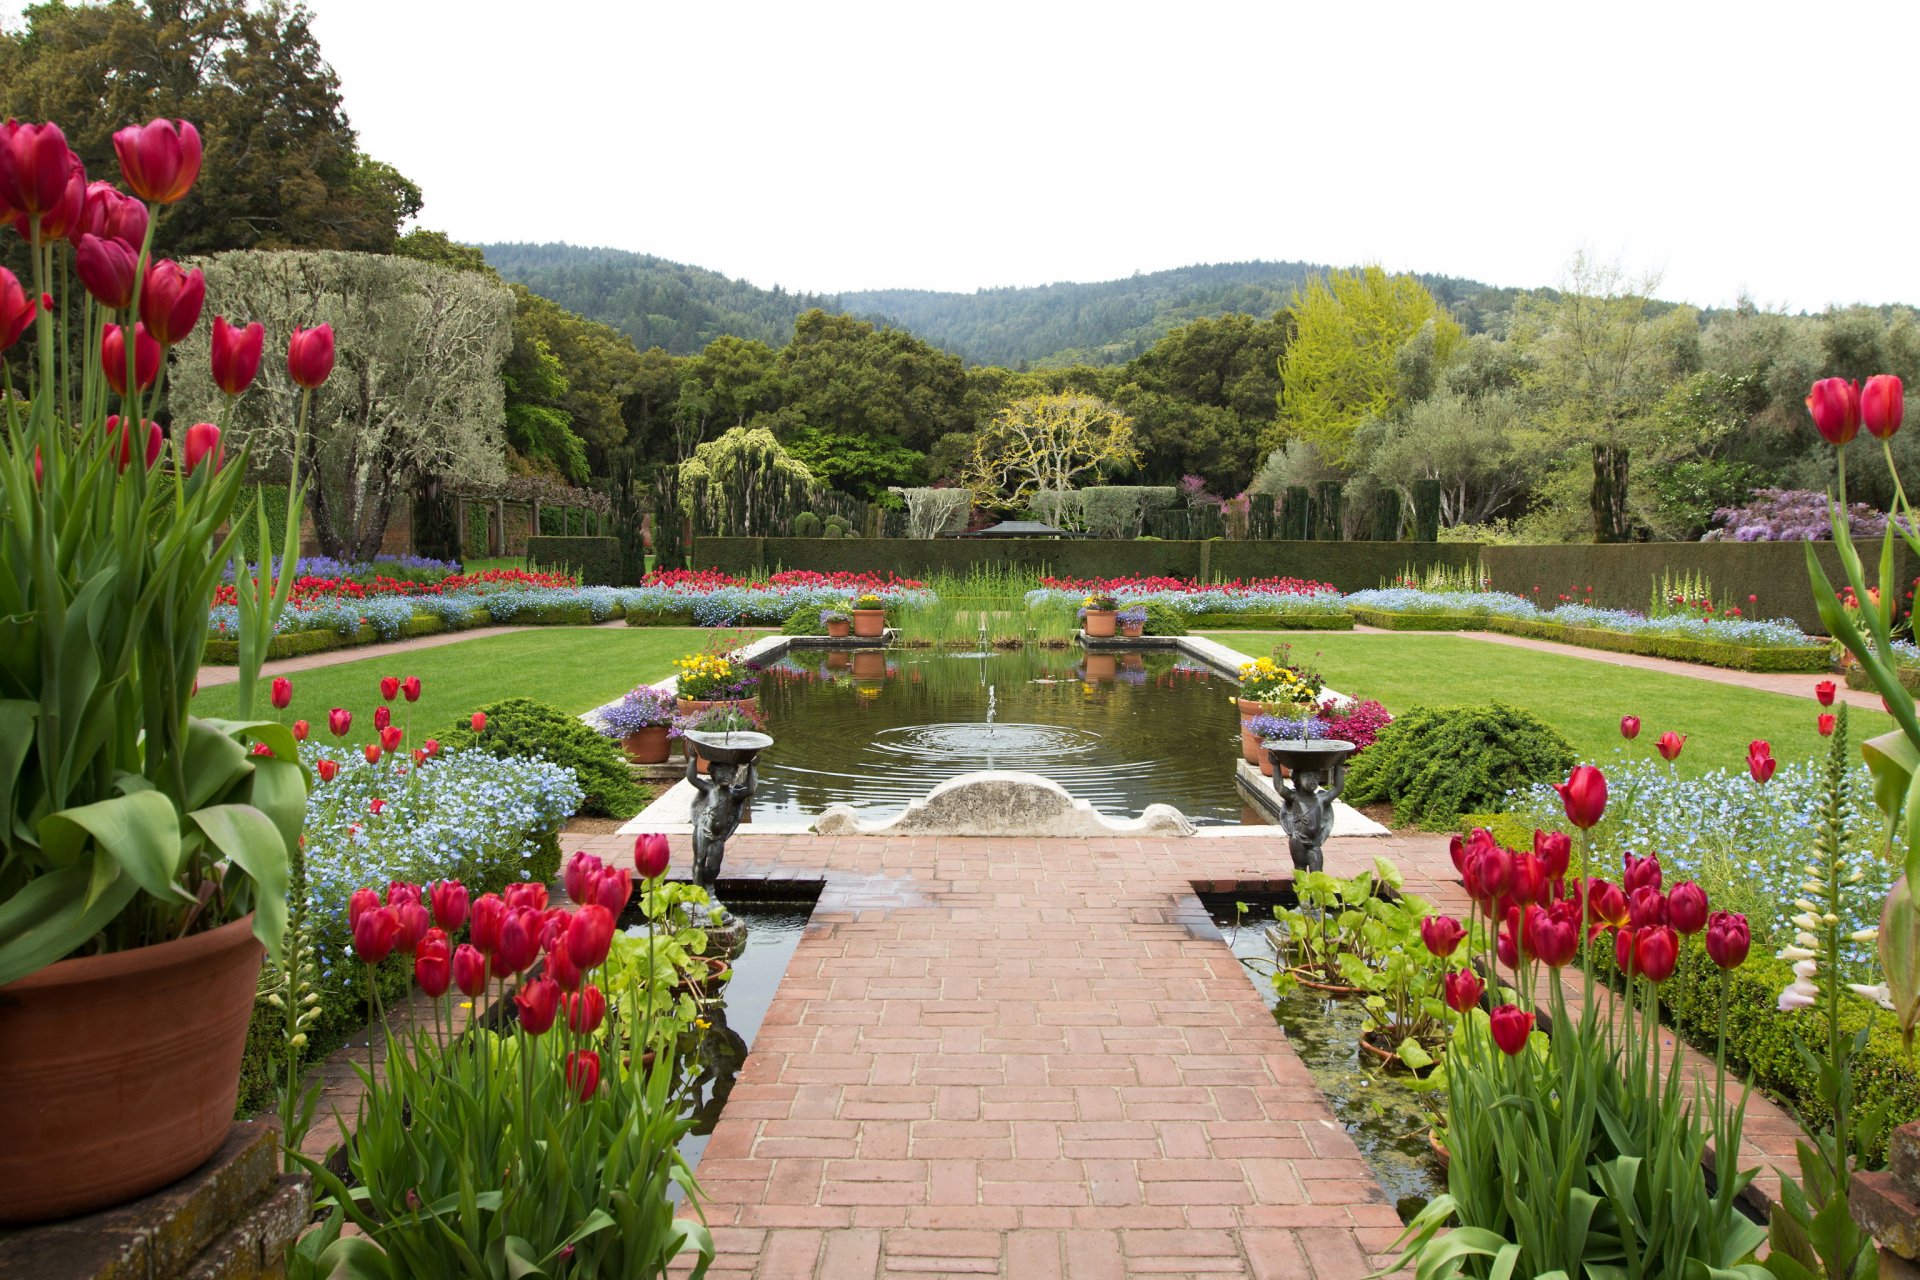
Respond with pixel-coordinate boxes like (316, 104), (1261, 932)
(749, 648), (1260, 825)
(1201, 892), (1445, 1220)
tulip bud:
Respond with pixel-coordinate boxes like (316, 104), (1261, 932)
(112, 118), (202, 204)
(380, 676), (400, 702)
(1818, 713), (1836, 737)
(593, 866), (633, 915)
(1533, 829), (1571, 880)
(292, 719), (309, 741)
(1747, 745), (1777, 784)
(1635, 926), (1678, 983)
(1622, 853), (1662, 895)
(183, 423), (222, 474)
(1443, 969), (1484, 1013)
(1489, 1004), (1532, 1055)
(1628, 886), (1669, 930)
(430, 879), (469, 933)
(362, 743), (381, 765)
(316, 758), (338, 783)
(546, 935), (584, 989)
(424, 737), (440, 756)
(379, 724), (403, 755)
(1816, 680), (1837, 707)
(1806, 377), (1862, 445)
(0, 267), (36, 351)
(566, 904), (617, 971)
(76, 181), (147, 250)
(564, 850), (604, 905)
(1705, 910), (1751, 971)
(1620, 715), (1640, 740)
(471, 711), (487, 733)
(75, 233), (138, 308)
(101, 322), (160, 394)
(347, 886), (382, 928)
(414, 929), (451, 997)
(270, 677), (293, 710)
(402, 675), (421, 703)
(1864, 374), (1904, 440)
(1656, 731), (1685, 762)
(0, 121), (78, 218)
(470, 894), (507, 953)
(564, 984), (607, 1034)
(1496, 926), (1518, 970)
(138, 260), (206, 347)
(1553, 765), (1607, 829)
(328, 708), (352, 737)
(104, 414), (162, 472)
(491, 907), (542, 977)
(373, 704), (391, 732)
(452, 943), (488, 998)
(287, 324), (336, 388)
(368, 797), (385, 815)
(393, 901), (430, 953)
(513, 975), (560, 1035)
(1668, 881), (1708, 934)
(565, 1049), (601, 1099)
(1521, 905), (1577, 968)
(634, 832), (671, 880)
(1419, 914), (1465, 958)
(352, 906), (400, 965)
(210, 316), (265, 395)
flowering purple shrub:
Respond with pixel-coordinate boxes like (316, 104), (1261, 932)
(1320, 696), (1392, 753)
(1703, 489), (1892, 541)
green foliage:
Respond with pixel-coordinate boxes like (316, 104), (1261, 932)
(679, 427), (818, 537)
(781, 602), (836, 635)
(1482, 615), (1830, 673)
(438, 698), (649, 818)
(526, 536), (624, 587)
(791, 512), (822, 538)
(1142, 601), (1188, 636)
(1345, 703), (1577, 827)
(1411, 477), (1442, 542)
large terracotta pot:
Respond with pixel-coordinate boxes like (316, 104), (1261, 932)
(851, 609), (886, 638)
(825, 651), (851, 670)
(622, 724), (671, 764)
(1083, 609), (1117, 638)
(0, 914), (263, 1223)
(1236, 697), (1268, 765)
(1083, 653), (1117, 680)
(674, 696), (759, 716)
(851, 650), (887, 678)
(825, 618), (851, 639)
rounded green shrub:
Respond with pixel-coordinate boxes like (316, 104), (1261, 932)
(791, 512), (822, 538)
(1344, 702), (1576, 829)
(437, 697), (649, 818)
(1142, 600), (1188, 636)
(782, 603), (825, 635)
(822, 526), (843, 539)
(823, 514), (852, 536)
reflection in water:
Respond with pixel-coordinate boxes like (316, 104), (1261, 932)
(749, 648), (1247, 825)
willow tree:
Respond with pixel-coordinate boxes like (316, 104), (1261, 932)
(172, 250), (515, 560)
(960, 393), (1140, 513)
(677, 427), (818, 537)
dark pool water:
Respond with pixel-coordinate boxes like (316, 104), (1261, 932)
(749, 648), (1255, 825)
(1201, 892), (1445, 1219)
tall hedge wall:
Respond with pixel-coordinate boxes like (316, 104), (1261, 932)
(527, 536), (625, 586)
(1479, 539), (1904, 633)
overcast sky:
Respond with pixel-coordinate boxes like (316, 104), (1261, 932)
(29, 0), (1920, 309)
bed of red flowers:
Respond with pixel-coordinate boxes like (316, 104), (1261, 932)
(212, 567), (580, 608)
(1038, 573), (1338, 597)
(644, 568), (926, 592)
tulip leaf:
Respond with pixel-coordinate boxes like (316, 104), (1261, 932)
(38, 789), (186, 904)
(180, 715), (252, 813)
(0, 699), (37, 838)
(0, 861), (139, 987)
(189, 803), (288, 963)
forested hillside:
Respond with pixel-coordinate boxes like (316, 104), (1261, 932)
(479, 244), (1527, 368)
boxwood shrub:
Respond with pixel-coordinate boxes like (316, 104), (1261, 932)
(436, 696), (649, 818)
(1142, 600), (1188, 637)
(1345, 702), (1577, 828)
(1346, 608), (1484, 631)
(1483, 615), (1829, 673)
(1189, 610), (1355, 631)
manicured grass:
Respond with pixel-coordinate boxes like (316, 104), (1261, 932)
(1207, 632), (1885, 775)
(195, 627), (757, 747)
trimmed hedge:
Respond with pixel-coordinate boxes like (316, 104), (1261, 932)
(626, 607), (697, 627)
(1846, 663), (1920, 695)
(1142, 600), (1188, 636)
(1189, 611), (1355, 631)
(204, 599), (620, 665)
(1483, 615), (1830, 673)
(1347, 608), (1484, 631)
(1345, 702), (1578, 828)
(527, 535), (626, 586)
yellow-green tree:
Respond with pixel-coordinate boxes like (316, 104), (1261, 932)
(1277, 266), (1461, 465)
(961, 394), (1140, 512)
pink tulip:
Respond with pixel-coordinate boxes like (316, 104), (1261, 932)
(0, 267), (35, 351)
(1554, 765), (1608, 829)
(211, 316), (265, 395)
(1489, 1004), (1532, 1055)
(182, 423), (222, 474)
(1863, 374), (1904, 440)
(430, 879), (469, 933)
(287, 324), (335, 388)
(634, 832), (671, 880)
(101, 322), (160, 394)
(75, 233), (138, 309)
(138, 260), (205, 346)
(270, 677), (293, 710)
(111, 118), (202, 204)
(1806, 377), (1862, 445)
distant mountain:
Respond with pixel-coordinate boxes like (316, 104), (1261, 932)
(478, 243), (1527, 368)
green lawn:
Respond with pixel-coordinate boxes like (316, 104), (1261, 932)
(195, 627), (756, 746)
(1206, 631), (1882, 775)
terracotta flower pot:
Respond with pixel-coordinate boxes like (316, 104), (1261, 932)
(622, 724), (671, 764)
(851, 650), (886, 678)
(1083, 653), (1117, 680)
(674, 696), (759, 717)
(825, 651), (851, 670)
(851, 609), (886, 638)
(825, 619), (851, 639)
(1258, 752), (1274, 777)
(1083, 609), (1117, 638)
(0, 914), (263, 1223)
(1121, 622), (1146, 638)
(1239, 721), (1262, 765)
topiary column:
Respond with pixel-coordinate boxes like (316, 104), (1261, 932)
(1371, 489), (1402, 541)
(1412, 478), (1442, 542)
(1591, 443), (1630, 543)
(1314, 481), (1344, 540)
(1282, 486), (1312, 540)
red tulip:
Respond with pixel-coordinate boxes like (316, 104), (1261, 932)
(423, 738), (441, 756)
(564, 984), (607, 1034)
(1819, 713), (1836, 737)
(545, 934), (584, 990)
(287, 324), (335, 388)
(270, 677), (293, 710)
(1448, 833), (1467, 875)
(76, 181), (147, 250)
(368, 798), (385, 817)
(138, 260), (205, 346)
(347, 886), (382, 928)
(401, 676), (421, 703)
(1635, 926), (1678, 983)
(1420, 914), (1465, 958)
(1489, 1004), (1533, 1055)
(183, 422), (222, 474)
(328, 708), (352, 737)
(75, 233), (138, 308)
(492, 907), (543, 977)
(1669, 881), (1708, 934)
(505, 882), (549, 913)
(1622, 854), (1662, 895)
(23, 158), (86, 242)
(470, 894), (507, 953)
(387, 881), (422, 908)
(352, 906), (400, 965)
(564, 851), (604, 905)
(392, 901), (430, 953)
(112, 118), (202, 204)
(101, 322), (160, 393)
(1587, 878), (1629, 928)
(362, 743), (381, 765)
(104, 415), (162, 472)
(0, 267), (35, 350)
(1705, 911), (1750, 970)
(292, 719), (309, 741)
(1466, 845), (1511, 904)
(1620, 715), (1640, 740)
(567, 904), (617, 970)
(1553, 765), (1607, 829)
(316, 758), (338, 783)
(565, 1049), (601, 1099)
(1628, 886), (1669, 929)
(1443, 969), (1484, 1013)
(538, 907), (570, 951)
(0, 121), (77, 218)
(593, 866), (633, 915)
(430, 879), (469, 932)
(1496, 926), (1518, 970)
(379, 724), (403, 755)
(1656, 731), (1685, 762)
(634, 832), (671, 880)
(380, 676), (400, 702)
(1533, 829), (1571, 880)
(1807, 377), (1862, 445)
(452, 944), (488, 998)
(1863, 374), (1904, 440)
(1521, 905), (1578, 968)
(1816, 680), (1837, 707)
(513, 975), (560, 1034)
(1747, 745), (1777, 784)
(1509, 852), (1550, 907)
(471, 711), (487, 733)
(414, 929), (451, 997)
(210, 316), (265, 395)
(373, 704), (391, 732)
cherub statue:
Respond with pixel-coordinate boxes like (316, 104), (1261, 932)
(1272, 752), (1348, 872)
(688, 754), (758, 886)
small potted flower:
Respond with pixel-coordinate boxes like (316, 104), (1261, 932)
(822, 607), (852, 639)
(680, 702), (768, 773)
(1079, 593), (1120, 638)
(600, 684), (677, 764)
(1117, 604), (1148, 638)
(850, 593), (887, 638)
(1246, 713), (1329, 777)
(673, 651), (762, 714)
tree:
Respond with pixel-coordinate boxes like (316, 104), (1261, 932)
(171, 250), (515, 560)
(960, 394), (1140, 512)
(1115, 312), (1287, 492)
(507, 286), (653, 474)
(501, 334), (588, 483)
(1277, 267), (1461, 465)
(677, 427), (817, 537)
(0, 1), (419, 257)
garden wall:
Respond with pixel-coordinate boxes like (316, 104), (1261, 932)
(691, 538), (1475, 590)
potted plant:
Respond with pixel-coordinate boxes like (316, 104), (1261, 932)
(1117, 604), (1148, 638)
(679, 703), (767, 773)
(821, 607), (851, 639)
(1246, 712), (1323, 776)
(1233, 655), (1319, 764)
(1079, 593), (1120, 638)
(600, 684), (676, 764)
(1267, 866), (1386, 995)
(849, 592), (887, 638)
(0, 117), (313, 1224)
(672, 650), (761, 714)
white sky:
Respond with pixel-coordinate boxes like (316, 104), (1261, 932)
(21, 0), (1920, 309)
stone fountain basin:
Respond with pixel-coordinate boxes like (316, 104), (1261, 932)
(682, 730), (773, 765)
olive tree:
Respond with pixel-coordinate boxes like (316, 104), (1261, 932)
(173, 250), (515, 560)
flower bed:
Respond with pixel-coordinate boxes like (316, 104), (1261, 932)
(1027, 574), (1347, 621)
(623, 568), (930, 627)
